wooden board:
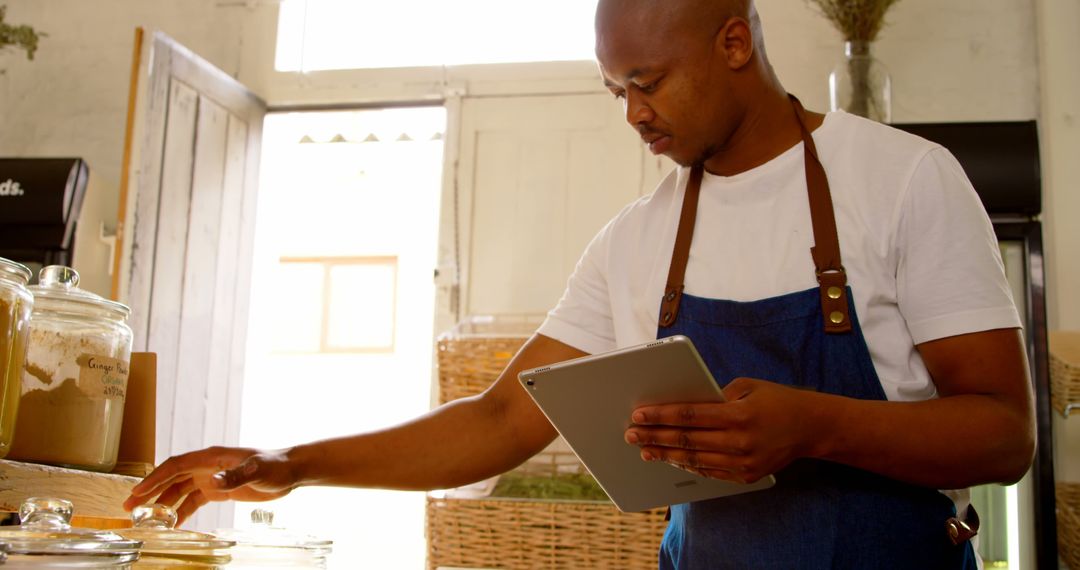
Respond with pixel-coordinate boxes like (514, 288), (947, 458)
(0, 459), (139, 521)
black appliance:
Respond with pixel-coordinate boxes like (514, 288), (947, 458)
(896, 121), (1054, 568)
(0, 158), (90, 280)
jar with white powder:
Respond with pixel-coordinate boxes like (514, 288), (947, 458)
(8, 265), (133, 472)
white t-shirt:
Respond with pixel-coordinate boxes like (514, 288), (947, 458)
(538, 110), (1021, 403)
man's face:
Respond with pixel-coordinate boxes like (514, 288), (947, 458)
(595, 7), (731, 167)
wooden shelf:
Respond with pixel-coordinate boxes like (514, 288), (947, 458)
(0, 459), (140, 527)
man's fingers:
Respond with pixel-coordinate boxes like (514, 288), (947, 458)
(641, 446), (765, 483)
(175, 490), (209, 526)
(626, 427), (748, 454)
(124, 472), (192, 511)
(152, 478), (198, 509)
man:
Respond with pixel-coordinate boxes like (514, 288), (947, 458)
(125, 1), (1034, 567)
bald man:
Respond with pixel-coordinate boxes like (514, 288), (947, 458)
(127, 1), (1032, 567)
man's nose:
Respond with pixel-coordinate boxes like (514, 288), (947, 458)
(624, 90), (655, 127)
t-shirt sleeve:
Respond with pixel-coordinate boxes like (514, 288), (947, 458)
(895, 146), (1022, 345)
(537, 219), (619, 355)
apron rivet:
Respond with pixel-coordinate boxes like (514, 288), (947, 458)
(662, 312), (672, 323)
(829, 311), (845, 324)
(665, 292), (676, 302)
(827, 286), (842, 300)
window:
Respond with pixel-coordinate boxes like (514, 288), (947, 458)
(276, 0), (600, 71)
(273, 256), (398, 353)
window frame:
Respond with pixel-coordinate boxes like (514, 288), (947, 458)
(275, 255), (399, 354)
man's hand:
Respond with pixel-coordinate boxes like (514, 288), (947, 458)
(624, 329), (1035, 490)
(624, 378), (821, 484)
(123, 447), (299, 524)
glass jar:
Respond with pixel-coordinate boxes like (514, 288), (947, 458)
(828, 40), (892, 123)
(116, 505), (234, 569)
(0, 497), (141, 568)
(7, 266), (134, 472)
(214, 510), (332, 569)
(0, 257), (33, 458)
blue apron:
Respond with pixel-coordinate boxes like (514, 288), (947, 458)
(653, 97), (979, 569)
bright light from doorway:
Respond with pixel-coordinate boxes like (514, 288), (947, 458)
(240, 106), (446, 569)
(276, 0), (600, 71)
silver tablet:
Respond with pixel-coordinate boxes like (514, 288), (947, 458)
(518, 335), (775, 512)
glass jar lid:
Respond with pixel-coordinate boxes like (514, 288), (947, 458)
(117, 504), (234, 553)
(0, 497), (141, 560)
(28, 266), (130, 320)
(215, 509), (331, 555)
(0, 257), (32, 286)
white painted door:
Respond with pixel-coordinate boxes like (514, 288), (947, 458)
(441, 93), (674, 324)
(116, 30), (266, 531)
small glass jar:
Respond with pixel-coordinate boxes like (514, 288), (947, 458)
(0, 497), (141, 568)
(7, 266), (134, 472)
(215, 510), (332, 569)
(117, 504), (234, 569)
(0, 257), (33, 459)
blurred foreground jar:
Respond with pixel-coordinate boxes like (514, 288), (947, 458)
(8, 266), (133, 472)
(0, 257), (33, 459)
(117, 504), (234, 569)
(0, 497), (141, 568)
(215, 510), (332, 569)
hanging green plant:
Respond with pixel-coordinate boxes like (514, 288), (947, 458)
(0, 4), (44, 62)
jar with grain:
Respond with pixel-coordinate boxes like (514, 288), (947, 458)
(0, 257), (33, 459)
(8, 265), (133, 472)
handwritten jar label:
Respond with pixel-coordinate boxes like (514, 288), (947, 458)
(78, 355), (129, 401)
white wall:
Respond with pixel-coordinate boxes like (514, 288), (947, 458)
(0, 0), (249, 294)
(1, 0), (1067, 323)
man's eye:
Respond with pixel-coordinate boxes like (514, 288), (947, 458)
(639, 81), (659, 93)
(612, 91), (626, 100)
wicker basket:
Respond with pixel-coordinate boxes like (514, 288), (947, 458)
(1058, 482), (1080, 570)
(429, 316), (669, 569)
(426, 496), (667, 570)
(436, 315), (544, 404)
(1050, 332), (1080, 417)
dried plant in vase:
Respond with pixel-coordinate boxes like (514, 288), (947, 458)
(806, 0), (900, 122)
(0, 4), (44, 74)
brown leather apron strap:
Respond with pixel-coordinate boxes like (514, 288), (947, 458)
(790, 94), (852, 333)
(658, 95), (852, 333)
(659, 165), (703, 328)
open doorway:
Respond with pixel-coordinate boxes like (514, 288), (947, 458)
(237, 106), (446, 569)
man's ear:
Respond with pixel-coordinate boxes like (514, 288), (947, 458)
(715, 17), (754, 70)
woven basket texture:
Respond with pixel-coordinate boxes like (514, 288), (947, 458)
(1058, 482), (1080, 570)
(426, 497), (668, 570)
(1051, 332), (1080, 417)
(429, 316), (668, 570)
(435, 315), (543, 404)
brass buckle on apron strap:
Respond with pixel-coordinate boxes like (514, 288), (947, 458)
(946, 505), (980, 545)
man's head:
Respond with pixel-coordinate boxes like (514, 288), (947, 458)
(595, 0), (777, 167)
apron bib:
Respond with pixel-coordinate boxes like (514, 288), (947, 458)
(654, 96), (978, 570)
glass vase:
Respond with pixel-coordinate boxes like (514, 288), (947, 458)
(829, 40), (892, 123)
